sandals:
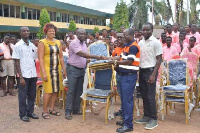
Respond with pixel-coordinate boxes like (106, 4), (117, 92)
(49, 110), (60, 116)
(42, 112), (50, 119)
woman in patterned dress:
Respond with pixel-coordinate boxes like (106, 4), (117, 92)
(38, 23), (66, 119)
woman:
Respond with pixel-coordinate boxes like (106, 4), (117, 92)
(38, 23), (66, 119)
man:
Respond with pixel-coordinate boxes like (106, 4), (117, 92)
(65, 28), (104, 120)
(181, 36), (196, 56)
(160, 32), (167, 47)
(109, 28), (140, 132)
(101, 29), (108, 39)
(110, 29), (117, 43)
(135, 22), (162, 130)
(120, 26), (125, 33)
(173, 32), (189, 54)
(112, 33), (124, 118)
(162, 36), (179, 61)
(10, 35), (17, 45)
(166, 24), (176, 44)
(33, 37), (39, 47)
(172, 23), (179, 43)
(12, 27), (39, 122)
(187, 23), (200, 45)
(0, 34), (15, 97)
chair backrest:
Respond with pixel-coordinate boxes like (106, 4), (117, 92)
(181, 52), (198, 72)
(94, 69), (112, 90)
(167, 59), (188, 85)
(35, 58), (41, 78)
(172, 55), (180, 59)
(89, 42), (109, 58)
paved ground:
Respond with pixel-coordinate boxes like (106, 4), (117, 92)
(0, 90), (200, 133)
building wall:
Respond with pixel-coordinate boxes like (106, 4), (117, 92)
(0, 0), (112, 32)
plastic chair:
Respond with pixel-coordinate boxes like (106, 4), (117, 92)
(161, 59), (191, 124)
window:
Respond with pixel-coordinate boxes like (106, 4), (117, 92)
(33, 9), (37, 20)
(73, 15), (80, 23)
(4, 4), (9, 17)
(10, 5), (15, 17)
(0, 3), (2, 16)
(83, 17), (89, 25)
(37, 10), (40, 20)
(49, 11), (56, 21)
(28, 8), (32, 19)
(61, 13), (70, 22)
(92, 18), (97, 25)
(16, 6), (20, 18)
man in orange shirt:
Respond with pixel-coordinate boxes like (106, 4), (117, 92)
(112, 33), (124, 118)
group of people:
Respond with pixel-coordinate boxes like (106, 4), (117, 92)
(0, 21), (200, 133)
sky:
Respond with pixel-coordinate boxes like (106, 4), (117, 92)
(56, 0), (193, 25)
(56, 0), (130, 14)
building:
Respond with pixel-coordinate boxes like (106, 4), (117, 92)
(0, 0), (113, 39)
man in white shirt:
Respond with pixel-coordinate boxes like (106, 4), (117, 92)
(135, 22), (163, 130)
(12, 27), (39, 122)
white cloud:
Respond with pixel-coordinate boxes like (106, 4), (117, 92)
(56, 0), (130, 13)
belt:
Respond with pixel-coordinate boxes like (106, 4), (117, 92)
(140, 67), (154, 71)
(2, 58), (12, 60)
(117, 72), (136, 76)
(67, 63), (84, 70)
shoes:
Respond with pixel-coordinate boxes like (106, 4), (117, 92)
(65, 112), (72, 120)
(9, 91), (16, 96)
(73, 110), (82, 115)
(134, 116), (151, 124)
(116, 121), (124, 126)
(116, 126), (133, 133)
(114, 110), (122, 117)
(27, 113), (39, 119)
(144, 119), (158, 130)
(20, 116), (30, 122)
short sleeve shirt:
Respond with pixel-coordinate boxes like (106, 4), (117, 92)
(139, 35), (163, 68)
(12, 39), (37, 78)
(0, 42), (14, 59)
(162, 46), (178, 61)
(68, 38), (87, 68)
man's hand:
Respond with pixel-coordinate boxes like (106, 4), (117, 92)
(63, 70), (67, 78)
(148, 74), (156, 84)
(20, 77), (26, 86)
(109, 60), (115, 64)
(97, 56), (106, 60)
(0, 65), (3, 72)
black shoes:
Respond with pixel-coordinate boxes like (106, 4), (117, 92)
(116, 121), (124, 126)
(116, 126), (133, 133)
(114, 110), (122, 117)
(73, 110), (82, 115)
(27, 113), (39, 119)
(20, 116), (30, 122)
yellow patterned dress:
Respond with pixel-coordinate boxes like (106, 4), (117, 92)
(40, 39), (63, 93)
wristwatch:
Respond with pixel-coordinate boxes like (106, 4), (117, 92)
(114, 60), (117, 66)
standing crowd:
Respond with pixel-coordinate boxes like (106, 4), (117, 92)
(0, 22), (200, 133)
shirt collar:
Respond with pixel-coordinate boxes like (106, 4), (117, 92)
(19, 39), (32, 46)
(124, 38), (135, 47)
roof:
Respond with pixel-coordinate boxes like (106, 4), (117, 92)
(14, 0), (113, 18)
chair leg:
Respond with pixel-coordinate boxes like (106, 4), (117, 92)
(185, 92), (189, 124)
(105, 97), (110, 124)
(83, 99), (87, 121)
(90, 101), (93, 113)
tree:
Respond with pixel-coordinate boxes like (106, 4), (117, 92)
(113, 0), (129, 32)
(37, 8), (50, 39)
(93, 26), (99, 33)
(68, 19), (76, 32)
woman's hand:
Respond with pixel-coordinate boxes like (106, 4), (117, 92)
(42, 72), (48, 82)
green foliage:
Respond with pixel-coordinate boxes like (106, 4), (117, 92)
(113, 0), (129, 32)
(93, 26), (99, 33)
(68, 20), (76, 32)
(129, 0), (148, 29)
(37, 8), (50, 39)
